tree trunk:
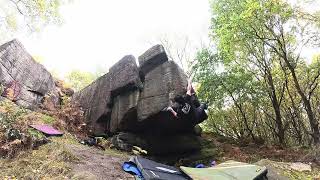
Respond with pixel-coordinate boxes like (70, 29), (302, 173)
(265, 71), (285, 145)
(222, 82), (256, 142)
(287, 62), (320, 144)
(286, 83), (304, 144)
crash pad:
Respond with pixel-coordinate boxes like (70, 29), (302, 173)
(126, 156), (189, 180)
(180, 160), (267, 180)
(122, 161), (143, 180)
(30, 124), (63, 136)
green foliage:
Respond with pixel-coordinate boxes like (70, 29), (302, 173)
(194, 0), (320, 146)
(27, 128), (45, 139)
(41, 114), (56, 124)
(65, 70), (96, 91)
(0, 100), (28, 130)
(0, 0), (69, 41)
(0, 134), (78, 179)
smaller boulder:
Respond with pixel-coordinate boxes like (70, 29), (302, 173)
(62, 88), (74, 97)
(6, 128), (22, 141)
(111, 132), (147, 151)
(290, 162), (311, 172)
(111, 132), (202, 155)
(0, 39), (59, 109)
(255, 159), (290, 180)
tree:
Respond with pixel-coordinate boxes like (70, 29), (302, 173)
(158, 35), (191, 71)
(150, 34), (202, 76)
(194, 0), (320, 145)
(65, 70), (95, 91)
(194, 48), (268, 143)
(0, 0), (67, 41)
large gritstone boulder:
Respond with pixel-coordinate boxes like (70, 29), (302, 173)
(0, 39), (59, 109)
(137, 46), (191, 134)
(137, 60), (188, 121)
(72, 44), (207, 154)
(72, 55), (142, 134)
(72, 45), (192, 135)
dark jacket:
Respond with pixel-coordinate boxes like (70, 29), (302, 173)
(174, 94), (207, 124)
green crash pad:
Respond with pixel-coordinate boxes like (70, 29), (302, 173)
(180, 160), (267, 180)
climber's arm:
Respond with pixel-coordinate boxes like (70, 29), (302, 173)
(166, 107), (178, 118)
(187, 79), (193, 96)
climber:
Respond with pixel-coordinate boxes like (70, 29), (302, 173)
(165, 79), (208, 124)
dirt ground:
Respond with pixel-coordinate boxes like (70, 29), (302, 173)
(0, 135), (135, 179)
(67, 144), (134, 180)
(2, 132), (320, 179)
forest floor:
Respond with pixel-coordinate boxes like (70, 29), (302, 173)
(0, 98), (134, 179)
(0, 98), (320, 179)
(1, 132), (320, 179)
(201, 133), (320, 179)
(67, 143), (133, 180)
(0, 134), (134, 179)
(203, 133), (309, 163)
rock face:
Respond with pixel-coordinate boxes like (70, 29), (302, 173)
(138, 44), (168, 75)
(72, 55), (142, 134)
(137, 60), (187, 122)
(0, 39), (59, 109)
(73, 44), (206, 154)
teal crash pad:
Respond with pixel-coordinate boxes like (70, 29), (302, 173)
(180, 160), (267, 180)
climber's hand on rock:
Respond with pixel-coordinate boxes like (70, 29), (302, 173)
(172, 111), (178, 118)
(187, 79), (193, 96)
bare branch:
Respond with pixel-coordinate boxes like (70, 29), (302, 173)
(9, 0), (25, 16)
(308, 70), (320, 99)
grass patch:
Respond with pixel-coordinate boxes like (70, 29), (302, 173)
(52, 133), (79, 145)
(41, 114), (56, 124)
(104, 147), (129, 158)
(27, 128), (46, 139)
(0, 99), (28, 130)
(0, 134), (80, 179)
